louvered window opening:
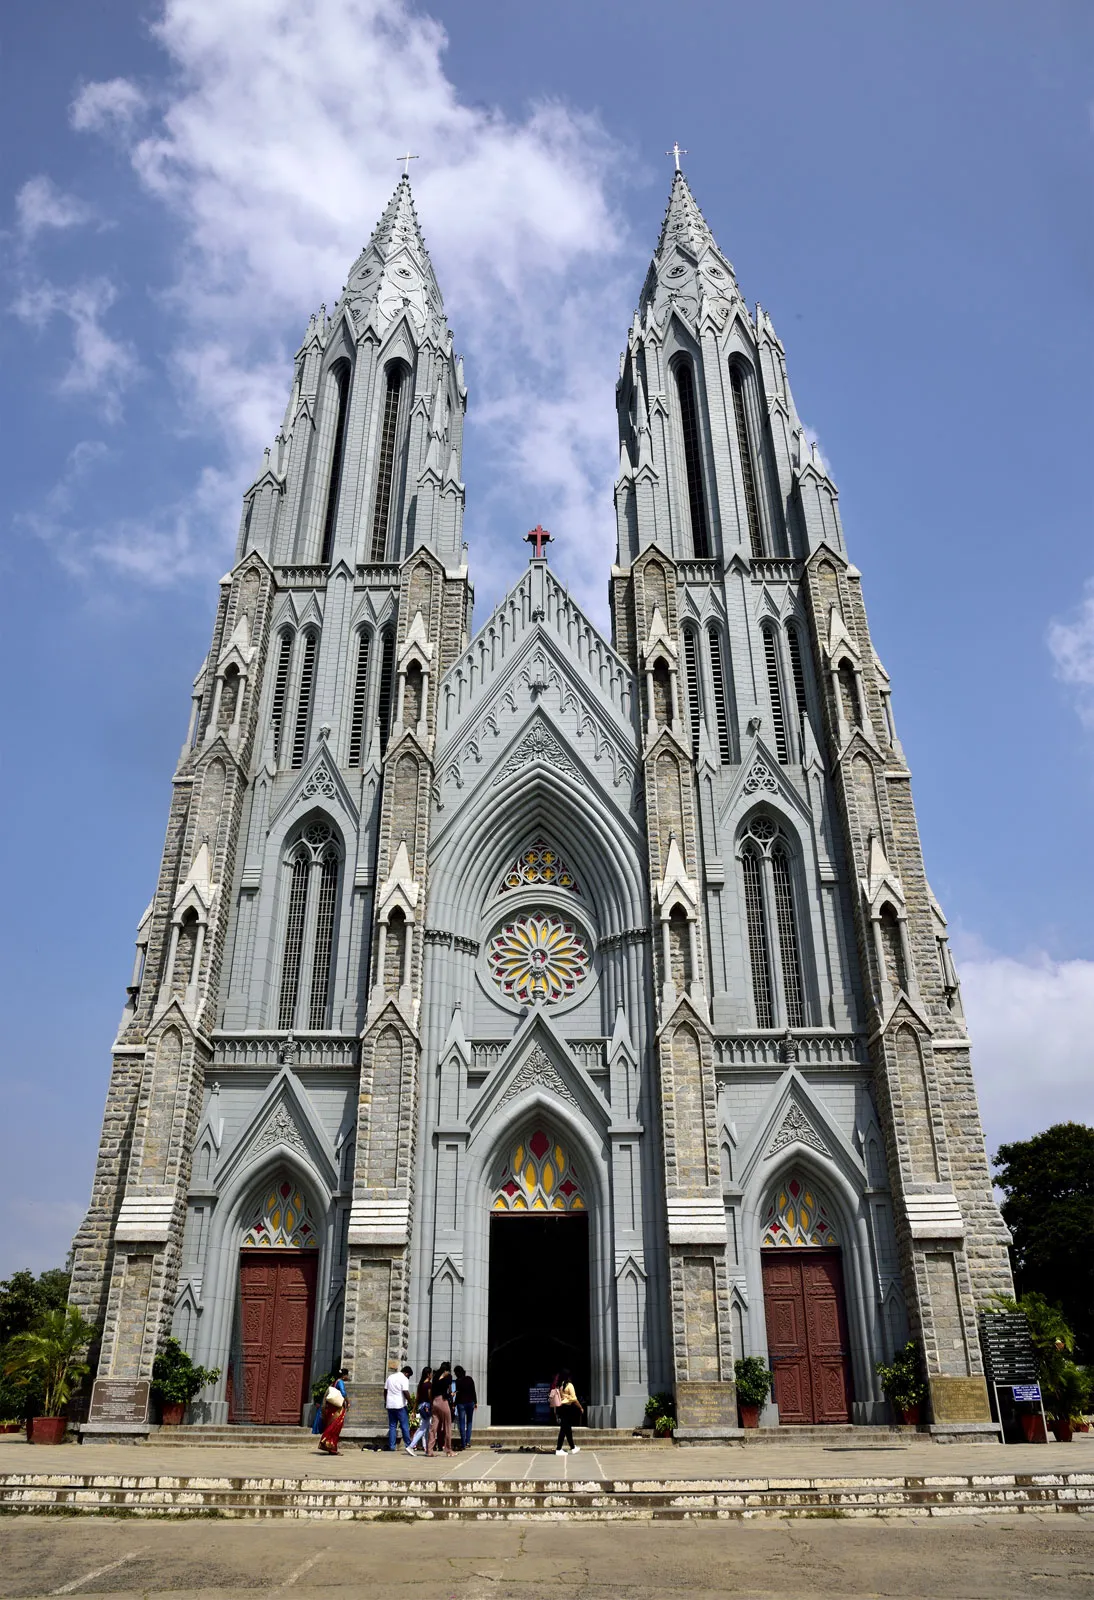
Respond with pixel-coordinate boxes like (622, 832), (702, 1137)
(270, 632), (293, 760)
(708, 628), (732, 763)
(370, 365), (405, 562)
(675, 364), (711, 558)
(320, 363), (351, 565)
(277, 852), (309, 1029)
(377, 629), (395, 756)
(786, 626), (809, 722)
(742, 846), (774, 1028)
(290, 633), (317, 769)
(347, 632), (371, 767)
(683, 629), (702, 760)
(307, 850), (340, 1028)
(731, 367), (764, 557)
(763, 629), (789, 763)
(838, 660), (861, 729)
(772, 846), (805, 1026)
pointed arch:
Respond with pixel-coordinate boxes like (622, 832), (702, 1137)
(275, 814), (344, 1031)
(672, 358), (711, 557)
(370, 359), (410, 561)
(319, 358), (351, 564)
(730, 359), (764, 556)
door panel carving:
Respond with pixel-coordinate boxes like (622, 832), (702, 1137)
(762, 1249), (852, 1425)
(237, 1251), (318, 1424)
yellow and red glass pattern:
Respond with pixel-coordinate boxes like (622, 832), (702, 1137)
(242, 1179), (318, 1248)
(500, 840), (579, 895)
(761, 1175), (838, 1248)
(492, 1128), (585, 1212)
(486, 911), (589, 1004)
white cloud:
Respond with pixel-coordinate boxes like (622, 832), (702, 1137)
(11, 277), (138, 419)
(69, 76), (148, 135)
(15, 175), (95, 239)
(68, 0), (637, 609)
(955, 939), (1094, 1162)
(1048, 583), (1094, 724)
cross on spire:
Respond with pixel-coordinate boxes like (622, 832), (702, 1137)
(396, 152), (419, 177)
(525, 524), (553, 560)
(667, 141), (687, 172)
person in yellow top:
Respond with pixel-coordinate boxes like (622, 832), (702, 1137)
(553, 1368), (583, 1455)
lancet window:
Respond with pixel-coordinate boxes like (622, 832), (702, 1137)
(276, 818), (342, 1030)
(347, 630), (371, 768)
(290, 631), (318, 769)
(376, 628), (395, 756)
(674, 361), (711, 558)
(731, 363), (764, 557)
(682, 628), (702, 760)
(761, 1173), (838, 1248)
(707, 626), (733, 763)
(269, 630), (294, 761)
(739, 814), (808, 1029)
(319, 359), (351, 564)
(762, 627), (789, 763)
(242, 1178), (318, 1248)
(370, 363), (406, 562)
(492, 1128), (585, 1212)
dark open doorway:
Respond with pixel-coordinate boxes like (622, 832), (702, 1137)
(487, 1213), (590, 1424)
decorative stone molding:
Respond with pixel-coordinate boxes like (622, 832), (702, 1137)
(767, 1103), (828, 1158)
(493, 723), (584, 786)
(347, 1199), (411, 1246)
(742, 759), (778, 795)
(666, 1197), (727, 1245)
(905, 1193), (964, 1239)
(301, 761), (338, 800)
(499, 1046), (578, 1110)
(252, 1103), (309, 1160)
(115, 1194), (175, 1244)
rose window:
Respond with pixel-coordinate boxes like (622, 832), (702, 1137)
(486, 911), (590, 1004)
(761, 1174), (838, 1248)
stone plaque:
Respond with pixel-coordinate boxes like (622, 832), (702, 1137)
(675, 1380), (739, 1429)
(88, 1378), (150, 1423)
(928, 1374), (991, 1423)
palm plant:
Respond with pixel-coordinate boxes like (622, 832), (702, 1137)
(3, 1306), (97, 1416)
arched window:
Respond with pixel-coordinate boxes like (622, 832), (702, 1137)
(739, 814), (809, 1029)
(347, 630), (371, 768)
(730, 364), (764, 557)
(370, 363), (406, 562)
(762, 627), (789, 763)
(838, 659), (861, 730)
(762, 1173), (839, 1247)
(290, 631), (318, 769)
(376, 627), (395, 755)
(276, 818), (342, 1030)
(668, 905), (692, 988)
(217, 664), (240, 732)
(785, 625), (809, 729)
(879, 903), (907, 994)
(682, 627), (702, 760)
(403, 660), (424, 729)
(172, 910), (200, 1001)
(320, 360), (351, 564)
(269, 630), (294, 762)
(674, 362), (710, 558)
(492, 1127), (585, 1212)
(707, 626), (733, 764)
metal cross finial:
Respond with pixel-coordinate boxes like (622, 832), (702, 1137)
(667, 141), (687, 172)
(525, 524), (553, 560)
(396, 152), (419, 177)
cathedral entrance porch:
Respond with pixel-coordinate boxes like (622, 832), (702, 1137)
(487, 1214), (590, 1425)
(230, 1252), (318, 1425)
(762, 1250), (853, 1425)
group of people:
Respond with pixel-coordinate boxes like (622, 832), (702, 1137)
(385, 1361), (478, 1455)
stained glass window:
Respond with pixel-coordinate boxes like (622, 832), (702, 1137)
(500, 841), (579, 895)
(761, 1174), (838, 1248)
(492, 1128), (585, 1212)
(242, 1179), (318, 1248)
(486, 911), (590, 1004)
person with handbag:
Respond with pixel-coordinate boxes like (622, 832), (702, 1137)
(384, 1364), (414, 1451)
(551, 1368), (583, 1455)
(318, 1368), (350, 1455)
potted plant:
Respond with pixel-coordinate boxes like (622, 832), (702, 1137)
(1045, 1362), (1087, 1443)
(3, 1306), (96, 1444)
(876, 1340), (927, 1425)
(151, 1338), (221, 1425)
(643, 1392), (676, 1438)
(734, 1357), (773, 1428)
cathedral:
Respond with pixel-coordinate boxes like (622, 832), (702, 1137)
(73, 166), (1012, 1438)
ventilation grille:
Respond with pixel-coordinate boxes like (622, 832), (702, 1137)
(708, 628), (732, 764)
(270, 632), (293, 761)
(763, 629), (789, 763)
(290, 633), (317, 769)
(731, 367), (764, 557)
(370, 366), (405, 562)
(683, 629), (701, 760)
(347, 631), (371, 767)
(742, 846), (774, 1028)
(278, 852), (309, 1029)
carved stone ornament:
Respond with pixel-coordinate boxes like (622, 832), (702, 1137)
(493, 724), (584, 786)
(743, 759), (779, 795)
(766, 1102), (828, 1158)
(499, 1046), (578, 1110)
(252, 1102), (309, 1159)
(301, 761), (338, 800)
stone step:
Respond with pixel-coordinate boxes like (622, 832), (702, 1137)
(3, 1470), (1091, 1521)
(146, 1424), (657, 1449)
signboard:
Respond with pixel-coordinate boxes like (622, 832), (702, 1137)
(978, 1312), (1039, 1384)
(528, 1384), (553, 1421)
(1011, 1384), (1042, 1403)
(88, 1379), (150, 1423)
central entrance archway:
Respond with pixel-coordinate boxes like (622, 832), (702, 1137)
(486, 1126), (591, 1424)
(760, 1173), (853, 1424)
(229, 1178), (319, 1425)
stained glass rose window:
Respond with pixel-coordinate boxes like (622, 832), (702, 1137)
(486, 911), (590, 1004)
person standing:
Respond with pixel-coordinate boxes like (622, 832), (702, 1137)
(426, 1363), (454, 1457)
(553, 1368), (583, 1456)
(454, 1365), (477, 1450)
(385, 1363), (413, 1451)
(318, 1368), (349, 1455)
(407, 1366), (432, 1454)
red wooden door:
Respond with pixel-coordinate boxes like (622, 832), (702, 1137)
(762, 1250), (852, 1425)
(237, 1252), (317, 1424)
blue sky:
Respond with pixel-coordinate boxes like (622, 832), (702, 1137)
(1, 0), (1092, 1276)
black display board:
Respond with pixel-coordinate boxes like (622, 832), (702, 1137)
(978, 1312), (1039, 1385)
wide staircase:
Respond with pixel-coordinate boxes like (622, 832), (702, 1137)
(144, 1422), (913, 1449)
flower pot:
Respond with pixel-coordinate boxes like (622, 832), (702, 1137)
(160, 1402), (186, 1426)
(1049, 1418), (1073, 1442)
(898, 1405), (921, 1426)
(738, 1403), (761, 1429)
(1074, 1421), (1090, 1433)
(30, 1417), (66, 1445)
(0, 1423), (20, 1434)
(1019, 1412), (1048, 1444)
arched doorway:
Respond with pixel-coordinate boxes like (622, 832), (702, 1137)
(230, 1177), (319, 1425)
(487, 1127), (590, 1424)
(760, 1173), (853, 1424)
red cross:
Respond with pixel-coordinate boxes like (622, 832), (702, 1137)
(524, 524), (553, 559)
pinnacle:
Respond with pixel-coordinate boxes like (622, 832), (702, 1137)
(653, 169), (731, 272)
(343, 173), (444, 317)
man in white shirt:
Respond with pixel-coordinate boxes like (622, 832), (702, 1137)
(385, 1364), (414, 1451)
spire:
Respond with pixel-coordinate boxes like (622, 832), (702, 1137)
(341, 174), (445, 338)
(639, 169), (739, 323)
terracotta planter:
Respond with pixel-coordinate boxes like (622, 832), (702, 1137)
(1050, 1418), (1073, 1442)
(0, 1423), (20, 1434)
(898, 1405), (921, 1426)
(738, 1402), (761, 1429)
(30, 1417), (66, 1445)
(160, 1402), (186, 1426)
(1019, 1412), (1048, 1444)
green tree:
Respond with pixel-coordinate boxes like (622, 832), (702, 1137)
(993, 1123), (1094, 1360)
(0, 1269), (73, 1420)
(4, 1306), (96, 1418)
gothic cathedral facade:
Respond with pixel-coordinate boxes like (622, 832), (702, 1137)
(73, 171), (1011, 1436)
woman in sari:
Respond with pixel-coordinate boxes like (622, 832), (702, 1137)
(318, 1367), (350, 1455)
